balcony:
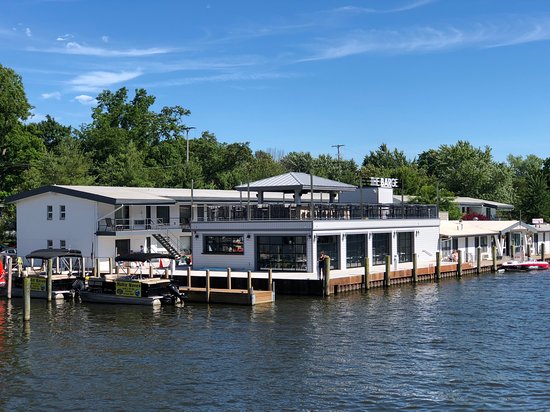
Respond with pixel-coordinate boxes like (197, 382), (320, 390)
(97, 217), (190, 234)
(197, 203), (438, 222)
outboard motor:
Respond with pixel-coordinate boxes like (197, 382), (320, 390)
(167, 282), (187, 304)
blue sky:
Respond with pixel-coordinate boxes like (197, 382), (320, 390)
(2, 0), (550, 163)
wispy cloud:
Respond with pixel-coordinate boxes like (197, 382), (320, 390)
(331, 0), (436, 15)
(25, 27), (32, 37)
(73, 94), (97, 105)
(56, 33), (73, 41)
(37, 41), (172, 57)
(68, 70), (143, 92)
(101, 35), (109, 43)
(41, 91), (61, 100)
(148, 71), (293, 88)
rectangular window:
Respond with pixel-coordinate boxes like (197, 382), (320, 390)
(60, 240), (66, 248)
(257, 236), (307, 271)
(157, 206), (170, 225)
(60, 205), (66, 220)
(204, 235), (244, 254)
(480, 236), (488, 252)
(397, 232), (413, 263)
(47, 205), (53, 220)
(317, 235), (339, 269)
(47, 240), (53, 249)
(346, 234), (366, 268)
(372, 233), (391, 265)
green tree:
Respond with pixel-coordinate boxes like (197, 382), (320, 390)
(26, 115), (72, 150)
(411, 184), (462, 219)
(96, 141), (152, 187)
(280, 152), (314, 173)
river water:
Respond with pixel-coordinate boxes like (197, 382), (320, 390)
(0, 271), (549, 411)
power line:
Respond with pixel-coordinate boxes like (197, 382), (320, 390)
(332, 144), (345, 161)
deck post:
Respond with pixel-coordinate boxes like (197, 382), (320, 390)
(412, 253), (418, 284)
(491, 245), (497, 272)
(108, 257), (113, 274)
(7, 256), (12, 299)
(187, 266), (191, 288)
(268, 269), (273, 292)
(364, 257), (370, 290)
(227, 268), (232, 290)
(23, 274), (31, 322)
(247, 270), (252, 291)
(384, 255), (391, 287)
(69, 258), (73, 274)
(323, 256), (331, 296)
(435, 251), (441, 281)
(47, 258), (53, 302)
(205, 270), (211, 303)
(476, 247), (481, 275)
(458, 250), (463, 277)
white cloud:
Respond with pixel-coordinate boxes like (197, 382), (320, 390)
(56, 41), (171, 57)
(73, 95), (97, 105)
(331, 0), (435, 15)
(25, 27), (32, 37)
(56, 33), (73, 41)
(41, 91), (61, 100)
(68, 70), (143, 92)
(101, 35), (109, 43)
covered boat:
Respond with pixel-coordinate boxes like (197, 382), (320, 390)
(75, 252), (185, 306)
(501, 260), (550, 271)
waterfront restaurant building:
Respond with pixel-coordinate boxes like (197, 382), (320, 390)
(7, 173), (440, 275)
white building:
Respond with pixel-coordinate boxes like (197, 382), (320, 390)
(7, 173), (441, 275)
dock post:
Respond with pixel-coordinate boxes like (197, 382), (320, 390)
(47, 258), (53, 302)
(187, 266), (191, 288)
(7, 256), (12, 299)
(458, 250), (463, 277)
(69, 258), (73, 274)
(384, 255), (391, 287)
(227, 268), (232, 290)
(108, 257), (113, 274)
(205, 269), (211, 303)
(95, 258), (100, 276)
(476, 247), (481, 275)
(364, 257), (370, 290)
(412, 253), (418, 284)
(542, 243), (546, 262)
(81, 257), (85, 277)
(492, 245), (497, 272)
(435, 251), (441, 281)
(149, 265), (153, 278)
(23, 274), (31, 322)
(268, 269), (273, 292)
(323, 256), (331, 296)
(247, 270), (252, 291)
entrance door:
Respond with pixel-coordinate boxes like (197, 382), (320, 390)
(115, 239), (130, 257)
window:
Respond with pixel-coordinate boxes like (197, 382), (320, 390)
(347, 234), (366, 268)
(397, 232), (413, 263)
(47, 205), (53, 220)
(480, 236), (488, 252)
(157, 206), (170, 225)
(257, 236), (307, 271)
(317, 235), (339, 269)
(60, 240), (66, 248)
(372, 233), (391, 265)
(204, 236), (244, 254)
(47, 240), (53, 249)
(60, 205), (66, 220)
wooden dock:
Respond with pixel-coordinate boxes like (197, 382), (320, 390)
(179, 286), (274, 305)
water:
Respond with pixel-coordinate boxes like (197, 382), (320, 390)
(1, 272), (549, 411)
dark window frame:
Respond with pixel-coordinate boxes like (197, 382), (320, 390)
(204, 235), (245, 255)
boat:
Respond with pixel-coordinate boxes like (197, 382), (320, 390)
(74, 252), (186, 306)
(501, 260), (550, 271)
(0, 248), (83, 299)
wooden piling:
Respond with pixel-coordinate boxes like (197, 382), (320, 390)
(323, 256), (331, 296)
(247, 270), (252, 291)
(47, 258), (53, 302)
(268, 269), (273, 292)
(205, 270), (211, 303)
(384, 255), (391, 287)
(492, 245), (497, 273)
(412, 253), (418, 284)
(435, 251), (441, 281)
(7, 256), (12, 299)
(542, 243), (546, 262)
(476, 247), (481, 275)
(364, 257), (370, 290)
(227, 268), (232, 289)
(23, 275), (31, 322)
(108, 257), (113, 274)
(457, 250), (463, 277)
(187, 266), (191, 287)
(95, 258), (100, 276)
(149, 265), (153, 278)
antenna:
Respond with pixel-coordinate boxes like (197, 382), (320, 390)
(331, 144), (345, 161)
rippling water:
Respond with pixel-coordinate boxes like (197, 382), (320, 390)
(1, 271), (549, 411)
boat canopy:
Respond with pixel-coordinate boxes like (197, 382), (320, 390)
(115, 252), (176, 262)
(26, 248), (83, 259)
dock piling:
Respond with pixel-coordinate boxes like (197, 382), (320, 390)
(7, 256), (12, 299)
(435, 251), (441, 281)
(268, 269), (273, 292)
(247, 270), (252, 291)
(542, 243), (546, 262)
(324, 256), (331, 296)
(384, 255), (391, 287)
(23, 274), (31, 322)
(227, 268), (232, 289)
(47, 258), (53, 302)
(364, 257), (370, 290)
(492, 245), (497, 272)
(457, 250), (463, 277)
(187, 266), (191, 287)
(205, 270), (211, 303)
(476, 248), (481, 275)
(412, 253), (418, 284)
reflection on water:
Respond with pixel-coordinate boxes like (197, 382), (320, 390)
(1, 271), (549, 410)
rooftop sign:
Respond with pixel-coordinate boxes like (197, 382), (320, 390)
(369, 177), (399, 188)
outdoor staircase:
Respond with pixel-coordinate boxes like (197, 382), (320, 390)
(152, 233), (181, 258)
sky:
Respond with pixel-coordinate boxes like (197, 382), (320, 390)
(2, 0), (550, 163)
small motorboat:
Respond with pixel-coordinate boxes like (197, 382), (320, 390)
(501, 260), (550, 271)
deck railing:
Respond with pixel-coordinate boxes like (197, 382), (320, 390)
(97, 217), (189, 233)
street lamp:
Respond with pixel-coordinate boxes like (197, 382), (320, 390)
(183, 126), (196, 163)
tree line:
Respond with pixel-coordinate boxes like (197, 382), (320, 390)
(1, 64), (549, 243)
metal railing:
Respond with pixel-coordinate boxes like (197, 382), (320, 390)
(97, 217), (185, 233)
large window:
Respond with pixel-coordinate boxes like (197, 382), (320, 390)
(317, 235), (339, 269)
(204, 236), (244, 254)
(257, 236), (307, 271)
(347, 234), (366, 268)
(372, 233), (391, 265)
(157, 206), (170, 225)
(397, 232), (413, 263)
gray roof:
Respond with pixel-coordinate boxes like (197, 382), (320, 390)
(235, 172), (356, 193)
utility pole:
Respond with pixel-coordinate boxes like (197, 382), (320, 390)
(183, 126), (196, 163)
(331, 144), (344, 161)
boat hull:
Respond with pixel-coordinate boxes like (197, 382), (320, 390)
(502, 261), (549, 271)
(78, 291), (163, 306)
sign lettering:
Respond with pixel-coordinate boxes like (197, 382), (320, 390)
(115, 281), (142, 297)
(368, 177), (399, 188)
